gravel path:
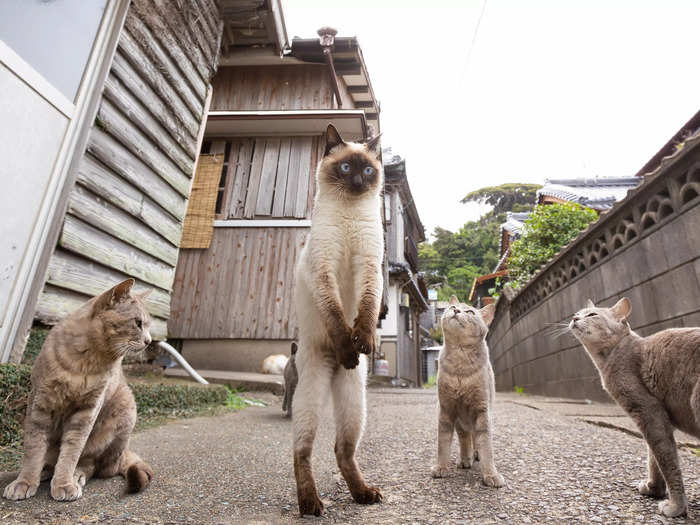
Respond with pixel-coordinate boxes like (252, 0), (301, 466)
(0, 389), (698, 524)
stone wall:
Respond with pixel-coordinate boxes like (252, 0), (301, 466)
(488, 134), (700, 401)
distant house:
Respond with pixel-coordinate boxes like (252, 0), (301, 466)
(168, 25), (384, 373)
(378, 150), (429, 386)
(468, 211), (528, 306)
(1, 0), (249, 362)
(537, 177), (641, 212)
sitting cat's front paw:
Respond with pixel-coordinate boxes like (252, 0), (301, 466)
(3, 479), (38, 500)
(430, 465), (450, 478)
(482, 471), (505, 488)
(638, 480), (666, 498)
(50, 478), (83, 501)
(658, 498), (687, 518)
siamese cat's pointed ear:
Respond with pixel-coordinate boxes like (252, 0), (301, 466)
(365, 133), (382, 155)
(111, 279), (135, 305)
(324, 124), (344, 156)
(586, 299), (595, 309)
(610, 297), (631, 321)
(479, 303), (496, 327)
(449, 295), (459, 306)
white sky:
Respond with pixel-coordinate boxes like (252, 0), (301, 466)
(285, 0), (700, 235)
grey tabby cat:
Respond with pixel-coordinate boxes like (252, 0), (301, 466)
(3, 279), (153, 502)
(569, 298), (700, 517)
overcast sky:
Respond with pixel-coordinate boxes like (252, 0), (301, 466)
(285, 0), (700, 235)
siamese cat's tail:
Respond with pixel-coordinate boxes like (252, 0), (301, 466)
(120, 449), (153, 493)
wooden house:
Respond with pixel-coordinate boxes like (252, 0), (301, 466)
(0, 0), (288, 362)
(378, 150), (429, 385)
(167, 28), (382, 372)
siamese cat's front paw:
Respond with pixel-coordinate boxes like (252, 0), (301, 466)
(638, 479), (666, 498)
(658, 497), (687, 518)
(3, 478), (39, 500)
(351, 321), (376, 355)
(50, 477), (83, 501)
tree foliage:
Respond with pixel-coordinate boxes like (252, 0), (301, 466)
(461, 183), (542, 215)
(508, 203), (598, 288)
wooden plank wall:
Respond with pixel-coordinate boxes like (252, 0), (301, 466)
(210, 65), (334, 110)
(212, 136), (319, 219)
(170, 134), (325, 340)
(36, 0), (223, 340)
(169, 227), (309, 339)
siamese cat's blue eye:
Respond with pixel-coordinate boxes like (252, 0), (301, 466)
(340, 162), (351, 173)
(135, 319), (143, 329)
(363, 166), (375, 176)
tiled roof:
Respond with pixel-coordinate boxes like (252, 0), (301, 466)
(501, 212), (531, 235)
(537, 177), (641, 210)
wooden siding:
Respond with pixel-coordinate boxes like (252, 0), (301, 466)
(169, 227), (308, 339)
(210, 65), (334, 111)
(36, 0), (222, 340)
(211, 136), (320, 220)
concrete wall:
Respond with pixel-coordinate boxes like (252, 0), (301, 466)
(182, 339), (294, 373)
(488, 135), (700, 401)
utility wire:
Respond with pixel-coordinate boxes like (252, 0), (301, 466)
(459, 0), (489, 88)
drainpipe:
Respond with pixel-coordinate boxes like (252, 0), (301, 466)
(317, 26), (343, 108)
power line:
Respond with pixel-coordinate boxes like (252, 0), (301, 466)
(459, 0), (489, 87)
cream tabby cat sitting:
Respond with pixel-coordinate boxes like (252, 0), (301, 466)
(569, 298), (700, 517)
(431, 295), (504, 488)
(3, 279), (153, 502)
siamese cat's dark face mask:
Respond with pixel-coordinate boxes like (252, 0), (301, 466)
(328, 152), (380, 195)
(321, 124), (382, 196)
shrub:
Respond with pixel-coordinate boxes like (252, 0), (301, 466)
(509, 203), (598, 288)
(0, 364), (32, 448)
(129, 382), (230, 416)
(22, 326), (49, 365)
(0, 363), (231, 447)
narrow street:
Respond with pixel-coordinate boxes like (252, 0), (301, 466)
(1, 389), (698, 524)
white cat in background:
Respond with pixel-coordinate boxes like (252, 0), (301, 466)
(261, 354), (288, 375)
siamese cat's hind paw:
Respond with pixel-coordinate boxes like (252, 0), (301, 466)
(638, 479), (666, 498)
(298, 492), (324, 516)
(353, 485), (383, 505)
(3, 479), (39, 500)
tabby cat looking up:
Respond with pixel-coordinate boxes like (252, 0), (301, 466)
(3, 279), (154, 502)
(569, 298), (699, 517)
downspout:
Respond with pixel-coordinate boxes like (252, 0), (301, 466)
(317, 27), (343, 109)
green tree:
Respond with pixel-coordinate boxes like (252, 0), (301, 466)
(508, 203), (598, 288)
(461, 183), (542, 215)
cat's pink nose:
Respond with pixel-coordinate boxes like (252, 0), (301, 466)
(144, 333), (152, 346)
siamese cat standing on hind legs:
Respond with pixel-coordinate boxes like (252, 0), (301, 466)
(292, 124), (384, 516)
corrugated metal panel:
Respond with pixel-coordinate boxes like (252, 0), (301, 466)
(37, 0), (222, 338)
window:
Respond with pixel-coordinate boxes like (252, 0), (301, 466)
(0, 0), (107, 101)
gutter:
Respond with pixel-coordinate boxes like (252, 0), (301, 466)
(317, 27), (343, 109)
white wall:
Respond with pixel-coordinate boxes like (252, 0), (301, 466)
(378, 282), (399, 337)
(0, 63), (68, 326)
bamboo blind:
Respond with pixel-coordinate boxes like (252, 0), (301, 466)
(180, 154), (224, 249)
